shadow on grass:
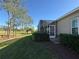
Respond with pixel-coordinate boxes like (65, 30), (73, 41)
(0, 35), (32, 49)
(0, 35), (62, 59)
(0, 39), (19, 48)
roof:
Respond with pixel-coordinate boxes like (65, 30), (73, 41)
(51, 7), (79, 24)
(39, 20), (53, 27)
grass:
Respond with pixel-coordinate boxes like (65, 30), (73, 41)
(0, 39), (19, 49)
(0, 30), (28, 40)
(0, 35), (62, 59)
(0, 30), (28, 35)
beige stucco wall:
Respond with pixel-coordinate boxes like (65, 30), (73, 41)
(57, 10), (79, 35)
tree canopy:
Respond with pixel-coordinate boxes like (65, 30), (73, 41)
(0, 0), (32, 25)
(0, 0), (32, 38)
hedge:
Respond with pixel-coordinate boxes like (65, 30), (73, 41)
(32, 32), (50, 42)
(59, 34), (79, 53)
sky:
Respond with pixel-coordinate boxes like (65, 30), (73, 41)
(0, 0), (79, 29)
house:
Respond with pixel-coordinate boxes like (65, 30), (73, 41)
(38, 20), (52, 33)
(38, 7), (79, 43)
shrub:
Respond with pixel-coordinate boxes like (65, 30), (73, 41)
(59, 34), (79, 53)
(32, 32), (49, 42)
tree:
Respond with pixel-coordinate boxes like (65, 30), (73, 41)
(0, 0), (32, 38)
(25, 26), (35, 34)
(20, 16), (32, 30)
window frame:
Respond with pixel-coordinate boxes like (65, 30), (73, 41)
(71, 17), (78, 35)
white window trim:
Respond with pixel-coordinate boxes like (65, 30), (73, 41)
(77, 17), (79, 34)
(48, 25), (56, 38)
(71, 17), (79, 35)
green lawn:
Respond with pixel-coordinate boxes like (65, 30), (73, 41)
(0, 30), (27, 35)
(0, 39), (19, 49)
(0, 36), (62, 59)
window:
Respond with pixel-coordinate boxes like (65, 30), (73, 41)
(72, 17), (78, 35)
(49, 25), (55, 36)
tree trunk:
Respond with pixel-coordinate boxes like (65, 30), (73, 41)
(7, 19), (11, 39)
(7, 11), (11, 39)
(7, 22), (10, 39)
(13, 18), (16, 37)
